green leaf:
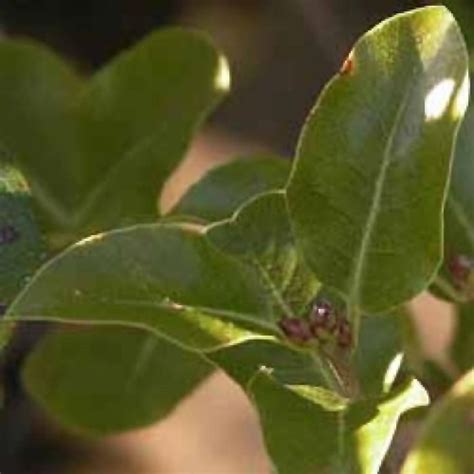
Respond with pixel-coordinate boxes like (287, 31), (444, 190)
(22, 325), (212, 435)
(0, 162), (46, 304)
(208, 193), (409, 398)
(6, 224), (275, 351)
(354, 309), (405, 397)
(287, 6), (469, 314)
(207, 191), (320, 318)
(8, 222), (278, 434)
(5, 202), (319, 434)
(210, 306), (406, 398)
(451, 303), (474, 373)
(250, 373), (428, 474)
(0, 29), (228, 248)
(170, 156), (290, 222)
(207, 337), (326, 388)
(402, 370), (474, 474)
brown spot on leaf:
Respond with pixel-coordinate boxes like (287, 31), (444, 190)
(340, 52), (354, 75)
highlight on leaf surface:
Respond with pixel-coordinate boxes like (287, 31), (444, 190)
(287, 6), (470, 316)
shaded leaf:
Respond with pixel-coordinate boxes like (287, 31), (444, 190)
(251, 372), (339, 474)
(207, 337), (326, 388)
(0, 29), (228, 247)
(354, 309), (405, 397)
(251, 373), (428, 474)
(170, 156), (290, 222)
(23, 325), (212, 435)
(402, 370), (474, 474)
(287, 6), (469, 314)
(207, 191), (320, 318)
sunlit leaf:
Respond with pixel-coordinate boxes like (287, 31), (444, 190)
(287, 6), (469, 315)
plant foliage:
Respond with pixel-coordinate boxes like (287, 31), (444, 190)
(0, 5), (472, 473)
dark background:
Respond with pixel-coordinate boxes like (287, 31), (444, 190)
(0, 0), (424, 153)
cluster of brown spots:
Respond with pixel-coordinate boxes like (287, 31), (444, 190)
(278, 300), (352, 349)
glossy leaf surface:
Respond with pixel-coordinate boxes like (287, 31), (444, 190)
(287, 6), (469, 313)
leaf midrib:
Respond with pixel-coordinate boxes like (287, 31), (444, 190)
(348, 87), (412, 311)
(10, 296), (276, 335)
